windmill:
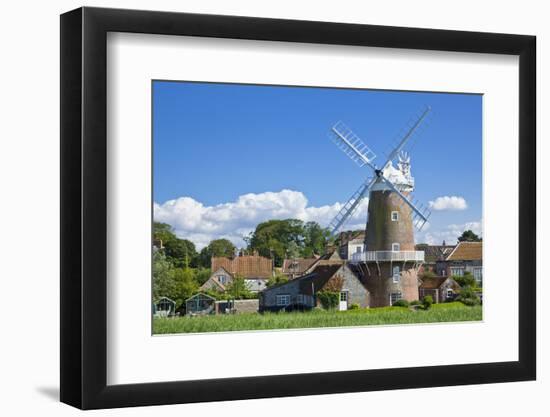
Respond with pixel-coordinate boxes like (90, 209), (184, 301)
(327, 106), (432, 307)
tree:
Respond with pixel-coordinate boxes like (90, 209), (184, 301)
(247, 219), (329, 266)
(225, 275), (253, 300)
(198, 239), (237, 268)
(458, 230), (482, 242)
(303, 221), (331, 256)
(171, 267), (199, 306)
(152, 251), (176, 301)
(153, 222), (198, 267)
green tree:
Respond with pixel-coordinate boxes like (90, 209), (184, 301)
(303, 221), (331, 256)
(248, 219), (304, 266)
(153, 222), (198, 267)
(152, 251), (176, 301)
(171, 267), (199, 307)
(198, 238), (237, 268)
(225, 275), (253, 300)
(458, 230), (482, 242)
(194, 268), (212, 286)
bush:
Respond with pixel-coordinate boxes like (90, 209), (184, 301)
(349, 303), (360, 310)
(456, 286), (481, 306)
(422, 295), (433, 310)
(409, 300), (421, 306)
(454, 272), (476, 288)
(317, 291), (339, 310)
(392, 299), (409, 307)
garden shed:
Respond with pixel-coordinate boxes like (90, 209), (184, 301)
(185, 293), (216, 316)
(154, 297), (176, 317)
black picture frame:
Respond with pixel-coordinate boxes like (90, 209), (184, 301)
(60, 6), (536, 410)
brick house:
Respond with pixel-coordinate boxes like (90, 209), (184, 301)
(200, 253), (273, 293)
(259, 262), (369, 311)
(419, 276), (461, 303)
(441, 241), (483, 285)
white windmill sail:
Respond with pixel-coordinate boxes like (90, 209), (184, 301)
(327, 106), (432, 235)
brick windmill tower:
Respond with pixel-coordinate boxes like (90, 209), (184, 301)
(327, 107), (431, 307)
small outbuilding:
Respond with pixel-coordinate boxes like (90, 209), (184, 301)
(419, 276), (461, 303)
(154, 296), (176, 317)
(185, 293), (216, 316)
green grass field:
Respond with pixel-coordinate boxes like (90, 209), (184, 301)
(153, 302), (482, 334)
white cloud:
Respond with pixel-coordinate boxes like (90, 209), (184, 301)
(428, 196), (468, 211)
(418, 220), (482, 245)
(154, 189), (369, 250)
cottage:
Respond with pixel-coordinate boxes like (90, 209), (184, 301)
(419, 276), (461, 303)
(443, 241), (483, 285)
(259, 263), (369, 312)
(281, 257), (319, 279)
(200, 253), (273, 292)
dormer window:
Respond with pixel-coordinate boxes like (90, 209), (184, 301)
(391, 211), (399, 222)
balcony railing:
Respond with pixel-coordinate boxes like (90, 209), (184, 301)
(350, 250), (425, 263)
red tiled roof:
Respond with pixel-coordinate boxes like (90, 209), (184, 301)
(211, 255), (273, 278)
(446, 242), (483, 261)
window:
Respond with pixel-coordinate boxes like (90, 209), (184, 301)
(296, 294), (304, 304)
(473, 267), (483, 284)
(392, 265), (401, 283)
(355, 246), (363, 253)
(217, 275), (227, 284)
(391, 211), (399, 221)
(390, 292), (402, 305)
(446, 288), (454, 299)
(276, 294), (290, 306)
(340, 292), (348, 302)
(392, 243), (400, 252)
(450, 267), (464, 277)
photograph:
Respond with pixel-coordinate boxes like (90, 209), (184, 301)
(151, 81), (483, 334)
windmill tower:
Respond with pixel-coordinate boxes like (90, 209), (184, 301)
(327, 107), (431, 307)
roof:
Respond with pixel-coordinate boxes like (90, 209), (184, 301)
(185, 292), (216, 302)
(211, 255), (273, 278)
(446, 241), (483, 261)
(263, 262), (366, 294)
(281, 258), (319, 276)
(419, 277), (451, 289)
(338, 230), (365, 246)
(415, 244), (456, 263)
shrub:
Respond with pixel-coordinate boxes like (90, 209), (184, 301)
(454, 272), (476, 288)
(349, 303), (360, 310)
(392, 299), (409, 307)
(409, 300), (421, 306)
(456, 286), (481, 306)
(317, 291), (339, 310)
(422, 295), (433, 310)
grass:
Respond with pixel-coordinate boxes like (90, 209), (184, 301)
(153, 302), (482, 334)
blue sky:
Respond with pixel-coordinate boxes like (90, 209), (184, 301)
(153, 81), (482, 249)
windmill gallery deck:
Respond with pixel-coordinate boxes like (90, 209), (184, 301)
(151, 81), (483, 334)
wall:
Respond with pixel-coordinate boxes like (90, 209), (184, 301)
(0, 1), (545, 417)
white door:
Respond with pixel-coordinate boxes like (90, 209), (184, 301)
(339, 291), (348, 311)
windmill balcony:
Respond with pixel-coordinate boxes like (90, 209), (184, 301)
(350, 250), (425, 263)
